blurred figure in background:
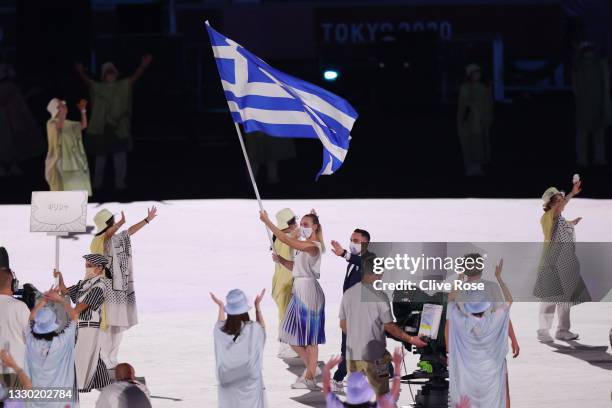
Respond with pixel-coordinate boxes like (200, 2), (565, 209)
(96, 363), (151, 408)
(457, 63), (494, 176)
(246, 130), (296, 184)
(572, 41), (610, 166)
(210, 289), (267, 408)
(0, 63), (43, 178)
(271, 208), (298, 359)
(75, 55), (152, 191)
(44, 97), (92, 196)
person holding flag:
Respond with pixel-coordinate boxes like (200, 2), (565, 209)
(260, 210), (326, 391)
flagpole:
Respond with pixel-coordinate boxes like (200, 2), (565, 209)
(233, 123), (276, 252)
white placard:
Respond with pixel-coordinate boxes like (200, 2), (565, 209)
(30, 191), (88, 233)
(418, 303), (443, 340)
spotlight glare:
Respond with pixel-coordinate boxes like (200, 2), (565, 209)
(323, 70), (339, 81)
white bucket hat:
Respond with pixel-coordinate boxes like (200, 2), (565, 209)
(46, 98), (64, 118)
(275, 208), (296, 230)
(94, 209), (114, 234)
(224, 289), (251, 315)
(33, 307), (60, 334)
(346, 372), (375, 404)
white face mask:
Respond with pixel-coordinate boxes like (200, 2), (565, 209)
(349, 242), (362, 255)
(299, 227), (313, 239)
(84, 267), (99, 280)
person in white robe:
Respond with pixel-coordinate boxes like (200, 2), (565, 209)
(210, 288), (267, 408)
(24, 289), (79, 408)
(448, 267), (514, 408)
(90, 206), (157, 369)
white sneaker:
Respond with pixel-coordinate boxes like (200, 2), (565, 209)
(305, 378), (321, 391)
(278, 343), (298, 359)
(331, 380), (344, 393)
(555, 330), (579, 341)
(301, 366), (322, 378)
(291, 376), (308, 389)
(537, 330), (554, 343)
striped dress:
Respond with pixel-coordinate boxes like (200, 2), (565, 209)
(68, 277), (112, 392)
(280, 241), (326, 346)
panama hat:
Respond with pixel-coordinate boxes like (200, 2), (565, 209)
(94, 209), (114, 233)
(346, 372), (375, 404)
(275, 208), (296, 230)
(33, 307), (60, 334)
(224, 289), (251, 315)
(542, 187), (563, 205)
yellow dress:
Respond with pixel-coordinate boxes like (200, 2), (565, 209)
(272, 237), (294, 328)
(44, 119), (92, 196)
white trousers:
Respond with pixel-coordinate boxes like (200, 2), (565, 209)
(100, 327), (125, 369)
(538, 302), (571, 332)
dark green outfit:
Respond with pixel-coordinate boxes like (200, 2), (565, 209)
(86, 79), (133, 155)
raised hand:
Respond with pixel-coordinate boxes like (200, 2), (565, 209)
(209, 292), (224, 307)
(571, 180), (582, 196)
(119, 211), (126, 224)
(43, 289), (65, 303)
(77, 99), (88, 111)
(254, 288), (266, 308)
(0, 350), (18, 370)
(331, 240), (344, 257)
(323, 355), (342, 372)
(456, 396), (471, 408)
(146, 206), (157, 222)
(141, 54), (153, 68)
(259, 210), (270, 224)
(392, 346), (404, 368)
(495, 258), (504, 280)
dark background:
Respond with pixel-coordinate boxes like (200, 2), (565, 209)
(0, 0), (611, 204)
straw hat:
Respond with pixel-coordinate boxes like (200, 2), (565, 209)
(275, 208), (296, 230)
(224, 289), (251, 315)
(94, 209), (114, 233)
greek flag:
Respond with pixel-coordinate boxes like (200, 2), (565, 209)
(205, 22), (358, 179)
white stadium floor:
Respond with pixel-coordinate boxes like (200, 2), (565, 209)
(1, 198), (611, 407)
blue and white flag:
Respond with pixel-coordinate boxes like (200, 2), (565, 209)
(205, 22), (358, 179)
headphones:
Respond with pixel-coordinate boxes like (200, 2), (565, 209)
(11, 268), (18, 293)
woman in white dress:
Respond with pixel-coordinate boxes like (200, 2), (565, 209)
(210, 288), (266, 408)
(259, 210), (326, 390)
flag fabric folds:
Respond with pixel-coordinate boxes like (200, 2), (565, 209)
(205, 21), (358, 178)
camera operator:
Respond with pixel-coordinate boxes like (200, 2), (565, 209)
(0, 248), (30, 390)
(339, 254), (427, 402)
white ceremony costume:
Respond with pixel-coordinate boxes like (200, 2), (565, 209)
(214, 321), (267, 408)
(449, 303), (510, 408)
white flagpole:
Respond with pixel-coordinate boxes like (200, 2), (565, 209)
(233, 123), (276, 252)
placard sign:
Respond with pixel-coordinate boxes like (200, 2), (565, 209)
(30, 191), (88, 233)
